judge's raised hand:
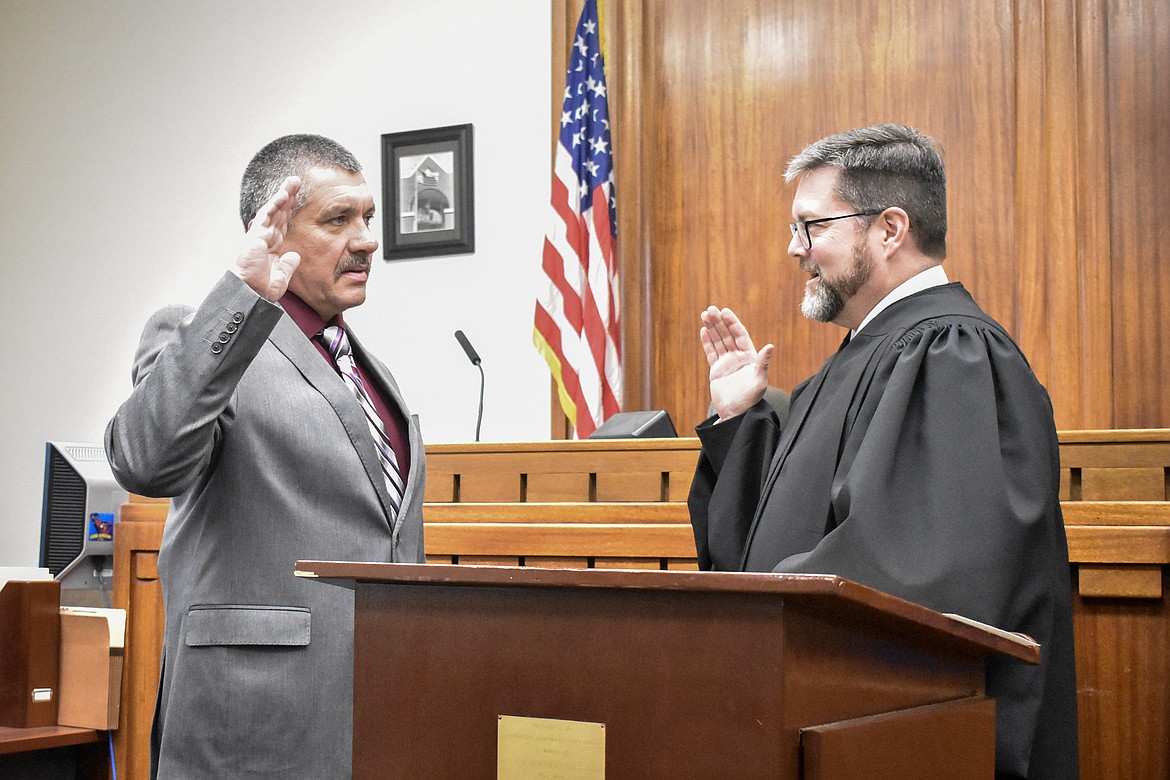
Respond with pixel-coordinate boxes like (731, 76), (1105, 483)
(700, 306), (774, 420)
(232, 176), (302, 302)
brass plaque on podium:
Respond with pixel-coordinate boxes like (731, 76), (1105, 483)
(497, 715), (605, 779)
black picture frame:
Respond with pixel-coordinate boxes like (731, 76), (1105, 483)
(380, 123), (475, 260)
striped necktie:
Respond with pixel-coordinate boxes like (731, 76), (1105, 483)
(318, 325), (404, 520)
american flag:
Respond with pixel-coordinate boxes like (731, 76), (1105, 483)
(533, 0), (621, 439)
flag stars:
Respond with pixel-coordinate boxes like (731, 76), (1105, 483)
(590, 137), (609, 156)
(561, 110), (573, 128)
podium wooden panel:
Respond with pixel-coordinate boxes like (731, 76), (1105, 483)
(298, 562), (1036, 779)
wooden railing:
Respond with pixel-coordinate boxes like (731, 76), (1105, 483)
(112, 432), (1170, 779)
(1056, 431), (1170, 779)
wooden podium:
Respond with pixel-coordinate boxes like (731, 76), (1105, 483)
(296, 562), (1039, 779)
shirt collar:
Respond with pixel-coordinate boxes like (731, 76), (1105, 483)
(278, 290), (344, 339)
(854, 264), (949, 336)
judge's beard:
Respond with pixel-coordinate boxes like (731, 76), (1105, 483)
(800, 239), (874, 323)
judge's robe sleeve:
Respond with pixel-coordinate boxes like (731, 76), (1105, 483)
(687, 397), (788, 571)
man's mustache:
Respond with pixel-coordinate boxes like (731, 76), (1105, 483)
(334, 255), (371, 280)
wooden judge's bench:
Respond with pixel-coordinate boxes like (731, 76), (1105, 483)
(111, 432), (1170, 778)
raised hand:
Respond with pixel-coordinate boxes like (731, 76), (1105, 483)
(700, 306), (774, 420)
(232, 176), (302, 301)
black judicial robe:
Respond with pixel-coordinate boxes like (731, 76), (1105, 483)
(688, 283), (1078, 780)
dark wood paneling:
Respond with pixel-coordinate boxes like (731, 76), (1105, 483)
(1108, 0), (1170, 427)
(554, 0), (1167, 435)
(607, 0), (1027, 432)
(1014, 0), (1116, 428)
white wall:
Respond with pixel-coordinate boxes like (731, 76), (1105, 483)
(0, 1), (554, 565)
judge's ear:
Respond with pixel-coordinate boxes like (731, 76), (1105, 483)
(875, 207), (912, 255)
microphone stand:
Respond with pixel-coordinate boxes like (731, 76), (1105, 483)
(454, 330), (485, 442)
(474, 361), (484, 442)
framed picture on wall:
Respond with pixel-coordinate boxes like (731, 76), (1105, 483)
(380, 123), (475, 260)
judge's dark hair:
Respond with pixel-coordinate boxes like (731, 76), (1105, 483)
(239, 134), (362, 228)
(784, 124), (947, 259)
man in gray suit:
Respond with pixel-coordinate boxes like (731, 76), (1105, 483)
(105, 134), (425, 778)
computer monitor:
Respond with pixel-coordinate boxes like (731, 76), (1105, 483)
(39, 442), (128, 607)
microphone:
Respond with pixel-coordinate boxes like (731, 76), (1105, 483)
(454, 329), (481, 366)
(454, 330), (485, 441)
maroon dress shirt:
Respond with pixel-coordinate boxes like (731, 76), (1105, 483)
(279, 291), (412, 483)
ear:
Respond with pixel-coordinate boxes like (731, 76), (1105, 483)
(876, 207), (911, 256)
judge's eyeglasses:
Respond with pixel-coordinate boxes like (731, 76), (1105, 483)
(789, 210), (885, 250)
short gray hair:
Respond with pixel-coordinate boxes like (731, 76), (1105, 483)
(239, 134), (362, 228)
(785, 124), (947, 259)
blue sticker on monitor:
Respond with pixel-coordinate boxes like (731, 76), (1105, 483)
(88, 512), (114, 542)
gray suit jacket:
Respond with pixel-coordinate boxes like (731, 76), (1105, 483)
(105, 272), (425, 779)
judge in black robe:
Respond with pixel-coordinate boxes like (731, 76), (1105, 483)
(689, 125), (1077, 779)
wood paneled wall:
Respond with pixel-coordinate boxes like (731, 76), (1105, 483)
(553, 0), (1169, 435)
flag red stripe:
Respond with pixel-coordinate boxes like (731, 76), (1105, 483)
(542, 237), (583, 333)
(534, 303), (597, 437)
(550, 173), (586, 263)
(589, 185), (622, 362)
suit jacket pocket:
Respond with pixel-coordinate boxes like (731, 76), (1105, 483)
(184, 604), (311, 647)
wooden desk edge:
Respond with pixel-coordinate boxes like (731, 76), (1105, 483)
(0, 725), (102, 755)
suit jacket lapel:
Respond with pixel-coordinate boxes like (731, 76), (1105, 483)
(267, 315), (396, 525)
(346, 329), (408, 419)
